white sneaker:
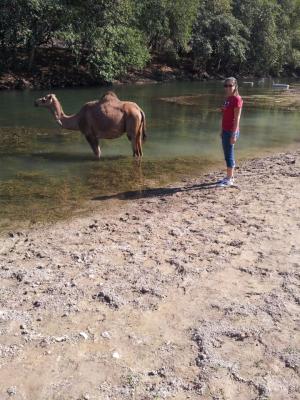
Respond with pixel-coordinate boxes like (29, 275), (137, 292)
(217, 178), (234, 187)
(217, 177), (228, 184)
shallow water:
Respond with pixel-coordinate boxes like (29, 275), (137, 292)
(0, 80), (299, 230)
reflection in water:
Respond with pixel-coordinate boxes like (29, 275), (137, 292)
(0, 80), (299, 230)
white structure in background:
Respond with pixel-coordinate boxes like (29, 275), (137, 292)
(272, 83), (290, 90)
(243, 81), (254, 87)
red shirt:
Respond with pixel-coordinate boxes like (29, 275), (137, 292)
(222, 95), (243, 132)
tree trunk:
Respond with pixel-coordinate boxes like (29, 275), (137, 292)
(28, 46), (36, 71)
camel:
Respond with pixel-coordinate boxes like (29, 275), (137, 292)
(34, 91), (146, 159)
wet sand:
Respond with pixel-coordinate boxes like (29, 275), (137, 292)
(0, 150), (299, 400)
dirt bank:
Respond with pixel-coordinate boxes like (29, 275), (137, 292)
(0, 150), (299, 400)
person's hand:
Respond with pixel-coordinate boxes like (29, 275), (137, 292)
(230, 134), (237, 144)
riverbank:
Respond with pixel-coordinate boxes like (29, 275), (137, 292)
(0, 64), (222, 91)
(0, 49), (273, 91)
(1, 150), (300, 399)
(0, 49), (210, 91)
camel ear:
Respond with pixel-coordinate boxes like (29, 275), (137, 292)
(47, 94), (55, 103)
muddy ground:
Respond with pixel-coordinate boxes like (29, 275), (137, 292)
(0, 150), (299, 400)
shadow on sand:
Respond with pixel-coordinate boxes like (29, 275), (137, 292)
(92, 181), (219, 202)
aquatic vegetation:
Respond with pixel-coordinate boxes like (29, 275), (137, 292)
(0, 127), (81, 155)
(242, 92), (300, 111)
(159, 94), (221, 110)
(159, 90), (300, 111)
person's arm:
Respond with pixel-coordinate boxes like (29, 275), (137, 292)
(231, 107), (242, 144)
(220, 105), (225, 136)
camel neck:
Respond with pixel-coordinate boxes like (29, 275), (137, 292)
(51, 97), (79, 131)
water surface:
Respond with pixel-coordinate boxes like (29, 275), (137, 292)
(1, 80), (299, 230)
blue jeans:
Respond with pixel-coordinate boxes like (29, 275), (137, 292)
(222, 130), (239, 168)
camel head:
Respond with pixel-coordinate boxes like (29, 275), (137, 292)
(34, 94), (56, 108)
(34, 94), (63, 126)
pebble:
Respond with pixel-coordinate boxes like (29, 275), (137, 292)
(55, 336), (67, 342)
(7, 387), (17, 396)
(112, 351), (120, 359)
(79, 332), (89, 340)
(101, 331), (111, 339)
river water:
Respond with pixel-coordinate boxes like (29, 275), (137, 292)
(0, 80), (299, 230)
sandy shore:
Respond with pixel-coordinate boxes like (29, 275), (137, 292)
(0, 150), (300, 400)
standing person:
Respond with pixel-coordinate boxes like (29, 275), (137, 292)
(218, 77), (243, 187)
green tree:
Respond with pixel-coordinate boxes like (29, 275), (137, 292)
(136, 0), (199, 54)
(191, 0), (249, 73)
(61, 0), (150, 82)
(1, 0), (300, 82)
(0, 0), (65, 70)
(232, 0), (300, 75)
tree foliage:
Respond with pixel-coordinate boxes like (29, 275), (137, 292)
(0, 0), (300, 81)
(192, 0), (249, 73)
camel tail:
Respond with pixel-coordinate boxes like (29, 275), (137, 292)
(140, 110), (147, 142)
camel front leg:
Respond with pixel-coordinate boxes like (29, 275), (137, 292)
(85, 135), (101, 159)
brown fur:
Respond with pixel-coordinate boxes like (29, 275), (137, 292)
(34, 92), (147, 159)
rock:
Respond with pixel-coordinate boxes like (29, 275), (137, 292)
(169, 228), (182, 237)
(55, 336), (68, 342)
(33, 301), (41, 308)
(101, 331), (111, 339)
(112, 351), (120, 359)
(228, 240), (244, 248)
(16, 78), (32, 90)
(202, 71), (210, 80)
(79, 332), (89, 340)
(7, 387), (17, 396)
(94, 290), (122, 309)
(39, 339), (48, 348)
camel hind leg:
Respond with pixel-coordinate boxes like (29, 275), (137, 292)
(126, 113), (143, 158)
(136, 131), (143, 158)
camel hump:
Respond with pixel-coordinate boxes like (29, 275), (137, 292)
(101, 91), (119, 102)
